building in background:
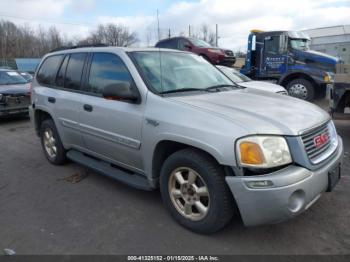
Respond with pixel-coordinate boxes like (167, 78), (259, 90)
(303, 25), (350, 64)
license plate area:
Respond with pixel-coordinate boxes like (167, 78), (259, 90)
(327, 164), (341, 192)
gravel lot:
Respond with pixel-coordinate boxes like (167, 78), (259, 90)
(0, 114), (349, 255)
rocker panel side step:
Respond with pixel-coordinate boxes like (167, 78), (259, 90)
(66, 150), (153, 191)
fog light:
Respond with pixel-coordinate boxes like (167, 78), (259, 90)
(288, 190), (305, 213)
(245, 180), (274, 188)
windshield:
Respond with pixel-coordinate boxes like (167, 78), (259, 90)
(189, 38), (212, 48)
(130, 51), (234, 94)
(289, 38), (310, 51)
(20, 72), (33, 81)
(0, 71), (28, 85)
(218, 66), (251, 83)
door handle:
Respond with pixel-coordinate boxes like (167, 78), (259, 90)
(83, 104), (93, 112)
(48, 97), (56, 103)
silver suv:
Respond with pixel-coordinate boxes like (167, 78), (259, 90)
(30, 47), (343, 233)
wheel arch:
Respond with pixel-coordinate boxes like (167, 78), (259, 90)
(151, 139), (226, 181)
(279, 72), (317, 88)
(34, 109), (54, 136)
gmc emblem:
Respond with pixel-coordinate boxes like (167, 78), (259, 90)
(314, 133), (329, 148)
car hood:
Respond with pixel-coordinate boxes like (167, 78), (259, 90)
(238, 81), (286, 93)
(170, 89), (329, 136)
(0, 83), (30, 95)
(294, 49), (339, 65)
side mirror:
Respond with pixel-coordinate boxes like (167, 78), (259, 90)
(102, 82), (138, 102)
(184, 44), (192, 50)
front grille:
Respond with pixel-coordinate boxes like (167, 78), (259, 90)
(4, 95), (30, 108)
(225, 50), (234, 57)
(301, 122), (332, 164)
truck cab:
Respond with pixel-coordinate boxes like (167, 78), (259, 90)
(241, 30), (338, 101)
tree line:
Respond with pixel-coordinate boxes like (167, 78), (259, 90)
(0, 20), (139, 58)
(0, 19), (220, 59)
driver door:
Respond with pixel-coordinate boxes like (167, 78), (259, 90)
(78, 52), (144, 171)
(262, 35), (287, 77)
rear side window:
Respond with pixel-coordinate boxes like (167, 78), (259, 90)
(64, 53), (87, 90)
(55, 55), (69, 88)
(156, 39), (178, 49)
(37, 55), (63, 86)
(87, 53), (133, 95)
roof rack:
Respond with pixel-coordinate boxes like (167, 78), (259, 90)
(50, 43), (108, 53)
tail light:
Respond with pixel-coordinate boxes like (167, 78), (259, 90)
(28, 82), (32, 97)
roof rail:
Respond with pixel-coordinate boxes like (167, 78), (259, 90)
(49, 43), (108, 53)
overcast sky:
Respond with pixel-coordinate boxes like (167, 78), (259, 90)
(0, 0), (349, 51)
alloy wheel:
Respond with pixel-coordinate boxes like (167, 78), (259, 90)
(43, 128), (57, 159)
(168, 167), (210, 221)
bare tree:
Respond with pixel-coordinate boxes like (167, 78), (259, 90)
(192, 24), (216, 46)
(82, 23), (138, 47)
(0, 19), (138, 60)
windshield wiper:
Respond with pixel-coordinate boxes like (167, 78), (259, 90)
(205, 84), (238, 91)
(159, 88), (207, 94)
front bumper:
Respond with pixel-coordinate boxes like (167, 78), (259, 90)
(226, 136), (343, 226)
(217, 57), (236, 66)
(0, 106), (29, 117)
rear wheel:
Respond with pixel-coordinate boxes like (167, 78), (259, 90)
(40, 119), (66, 165)
(160, 149), (234, 234)
(286, 78), (315, 101)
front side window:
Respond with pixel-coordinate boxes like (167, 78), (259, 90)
(37, 55), (63, 86)
(88, 53), (133, 95)
(264, 36), (280, 55)
(289, 38), (310, 51)
(0, 71), (28, 85)
(189, 38), (212, 48)
(64, 53), (87, 90)
(179, 39), (191, 50)
(130, 51), (234, 94)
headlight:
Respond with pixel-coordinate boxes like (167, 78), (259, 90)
(323, 72), (334, 83)
(236, 136), (292, 168)
(208, 48), (223, 54)
(328, 121), (338, 148)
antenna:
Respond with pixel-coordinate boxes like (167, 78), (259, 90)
(157, 9), (160, 41)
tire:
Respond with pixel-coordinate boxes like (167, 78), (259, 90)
(40, 119), (66, 165)
(286, 78), (315, 101)
(160, 148), (234, 234)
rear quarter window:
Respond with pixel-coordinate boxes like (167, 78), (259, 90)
(36, 55), (63, 86)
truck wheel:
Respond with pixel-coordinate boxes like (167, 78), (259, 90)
(286, 78), (315, 101)
(40, 119), (66, 165)
(160, 148), (234, 234)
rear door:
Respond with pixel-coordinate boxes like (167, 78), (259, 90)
(78, 52), (144, 171)
(36, 53), (88, 149)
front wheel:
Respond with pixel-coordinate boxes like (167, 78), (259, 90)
(286, 78), (315, 101)
(160, 149), (234, 234)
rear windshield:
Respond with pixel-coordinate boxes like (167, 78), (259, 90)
(0, 71), (28, 85)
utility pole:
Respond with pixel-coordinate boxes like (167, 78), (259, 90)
(157, 9), (160, 41)
(215, 24), (218, 47)
(168, 28), (171, 38)
(189, 25), (191, 37)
